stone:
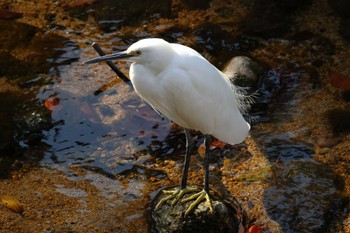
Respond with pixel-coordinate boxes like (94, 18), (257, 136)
(151, 186), (240, 233)
(222, 56), (262, 91)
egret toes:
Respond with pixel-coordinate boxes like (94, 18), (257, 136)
(155, 187), (213, 216)
(181, 189), (213, 216)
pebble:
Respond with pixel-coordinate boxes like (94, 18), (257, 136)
(317, 138), (340, 148)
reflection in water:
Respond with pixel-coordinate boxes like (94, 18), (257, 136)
(40, 67), (174, 176)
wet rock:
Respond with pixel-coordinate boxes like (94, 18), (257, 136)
(151, 186), (240, 233)
(264, 160), (339, 232)
(14, 100), (52, 146)
(222, 56), (262, 90)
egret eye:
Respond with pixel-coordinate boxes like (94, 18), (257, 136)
(135, 50), (142, 56)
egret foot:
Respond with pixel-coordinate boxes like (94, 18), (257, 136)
(181, 189), (213, 216)
(154, 187), (200, 210)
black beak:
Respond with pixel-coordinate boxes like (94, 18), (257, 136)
(84, 51), (133, 64)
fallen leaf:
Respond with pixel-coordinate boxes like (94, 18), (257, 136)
(1, 195), (24, 214)
(247, 225), (263, 233)
(197, 143), (205, 159)
(44, 97), (62, 112)
(211, 140), (226, 149)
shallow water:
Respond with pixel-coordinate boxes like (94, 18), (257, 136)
(0, 1), (348, 232)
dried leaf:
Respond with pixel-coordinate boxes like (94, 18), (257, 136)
(1, 195), (24, 214)
(44, 97), (62, 112)
(247, 225), (263, 233)
(211, 140), (226, 149)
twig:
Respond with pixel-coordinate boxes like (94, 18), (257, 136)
(91, 42), (132, 88)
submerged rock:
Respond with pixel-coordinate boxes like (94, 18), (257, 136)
(151, 186), (240, 233)
(264, 160), (339, 232)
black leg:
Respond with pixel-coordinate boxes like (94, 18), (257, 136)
(204, 135), (211, 193)
(181, 128), (192, 189)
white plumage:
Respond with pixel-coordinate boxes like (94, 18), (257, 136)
(125, 38), (250, 145)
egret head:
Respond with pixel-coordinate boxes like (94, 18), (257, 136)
(84, 38), (174, 69)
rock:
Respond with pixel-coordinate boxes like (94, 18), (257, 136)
(264, 160), (339, 232)
(222, 56), (262, 91)
(151, 186), (240, 233)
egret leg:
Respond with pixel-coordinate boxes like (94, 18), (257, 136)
(155, 132), (213, 216)
(155, 129), (200, 210)
(180, 135), (213, 215)
(181, 128), (193, 189)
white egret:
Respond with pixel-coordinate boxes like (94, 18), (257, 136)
(85, 38), (251, 215)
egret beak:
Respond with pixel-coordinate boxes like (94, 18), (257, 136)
(84, 51), (133, 64)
